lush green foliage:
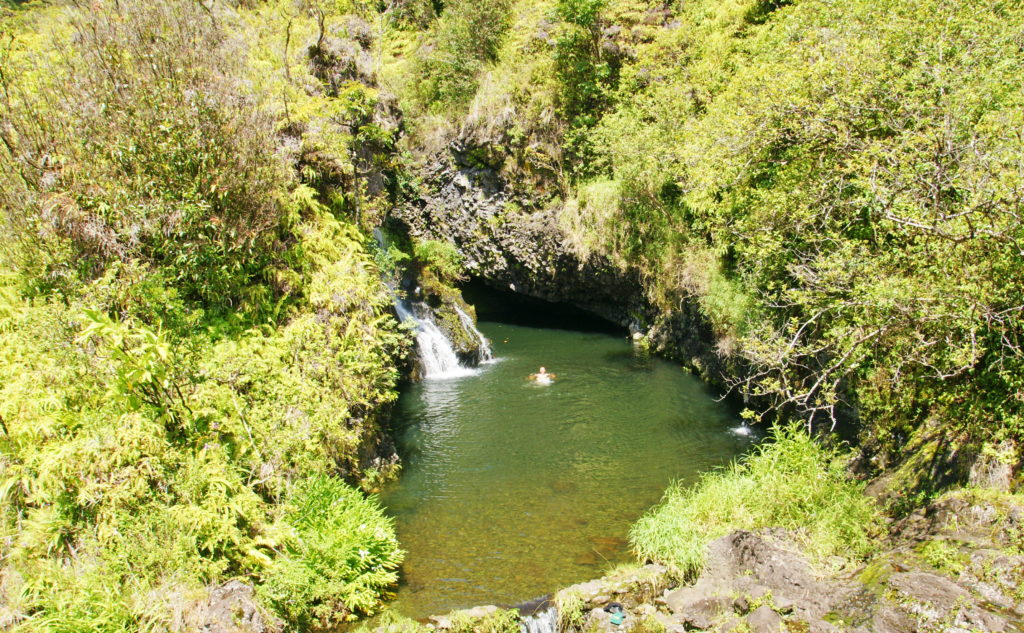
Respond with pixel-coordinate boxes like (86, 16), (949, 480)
(259, 475), (403, 629)
(413, 239), (466, 283)
(550, 0), (1024, 456)
(630, 426), (882, 578)
(552, 0), (618, 174)
(0, 1), (287, 304)
(0, 1), (410, 630)
(393, 0), (1024, 463)
(412, 0), (513, 111)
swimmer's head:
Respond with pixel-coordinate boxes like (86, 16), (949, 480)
(539, 366), (547, 373)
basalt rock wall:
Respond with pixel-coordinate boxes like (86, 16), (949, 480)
(395, 151), (643, 328)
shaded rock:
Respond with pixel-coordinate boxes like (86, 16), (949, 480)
(733, 594), (750, 614)
(180, 581), (282, 633)
(746, 605), (783, 633)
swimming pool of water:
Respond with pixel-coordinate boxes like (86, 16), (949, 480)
(380, 320), (753, 618)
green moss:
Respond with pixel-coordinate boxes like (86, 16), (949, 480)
(857, 560), (895, 592)
(414, 239), (466, 284)
(915, 540), (969, 577)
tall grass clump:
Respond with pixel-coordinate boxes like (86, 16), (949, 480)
(630, 425), (882, 578)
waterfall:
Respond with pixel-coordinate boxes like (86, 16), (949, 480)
(520, 606), (557, 633)
(394, 299), (477, 379)
(373, 228), (489, 380)
(454, 304), (493, 362)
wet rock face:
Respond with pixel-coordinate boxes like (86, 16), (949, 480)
(412, 273), (491, 367)
(394, 142), (736, 388)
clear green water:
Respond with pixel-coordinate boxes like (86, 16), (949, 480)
(381, 321), (753, 618)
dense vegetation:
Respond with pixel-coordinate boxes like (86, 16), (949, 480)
(631, 426), (882, 578)
(569, 0), (1024, 459)
(0, 1), (411, 630)
(2, 0), (1022, 629)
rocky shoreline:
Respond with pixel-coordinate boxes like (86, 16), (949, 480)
(416, 491), (1022, 633)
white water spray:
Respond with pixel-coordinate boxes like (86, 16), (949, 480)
(519, 607), (557, 633)
(454, 304), (493, 362)
(393, 299), (478, 379)
(373, 229), (492, 380)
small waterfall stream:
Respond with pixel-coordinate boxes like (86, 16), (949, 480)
(454, 304), (493, 362)
(394, 299), (478, 379)
(373, 228), (492, 380)
(519, 606), (557, 633)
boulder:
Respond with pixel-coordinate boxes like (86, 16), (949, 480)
(180, 580), (282, 633)
(561, 564), (671, 610)
(746, 605), (783, 633)
(700, 530), (838, 621)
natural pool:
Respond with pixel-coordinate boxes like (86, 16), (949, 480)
(380, 318), (753, 618)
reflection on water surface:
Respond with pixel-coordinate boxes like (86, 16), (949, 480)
(381, 321), (753, 618)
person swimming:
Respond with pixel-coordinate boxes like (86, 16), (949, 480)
(530, 366), (556, 382)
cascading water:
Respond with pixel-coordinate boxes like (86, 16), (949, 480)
(373, 228), (492, 380)
(454, 304), (493, 362)
(394, 299), (478, 379)
(519, 607), (558, 633)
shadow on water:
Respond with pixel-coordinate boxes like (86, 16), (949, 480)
(379, 287), (758, 619)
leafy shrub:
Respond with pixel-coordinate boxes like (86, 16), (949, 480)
(563, 0), (1024, 449)
(413, 0), (513, 111)
(553, 0), (609, 123)
(630, 425), (882, 578)
(0, 2), (412, 631)
(259, 475), (403, 631)
(413, 239), (466, 283)
(0, 0), (287, 304)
